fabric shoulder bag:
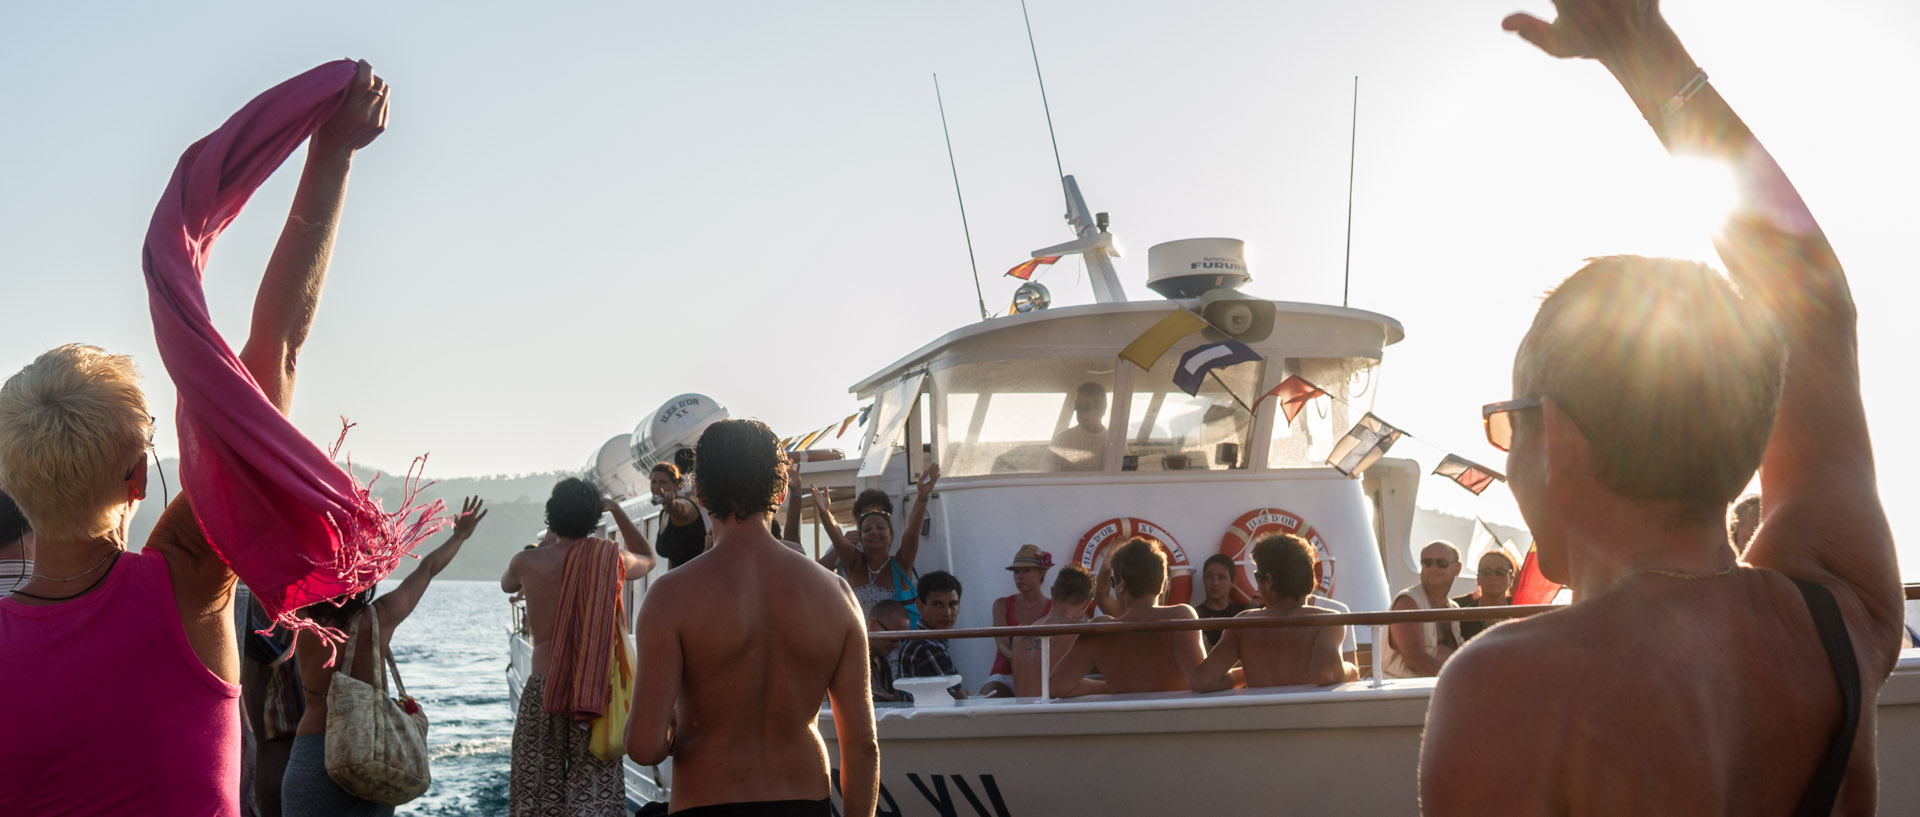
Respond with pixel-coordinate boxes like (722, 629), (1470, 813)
(324, 607), (432, 805)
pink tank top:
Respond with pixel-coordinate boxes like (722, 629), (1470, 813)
(0, 548), (240, 816)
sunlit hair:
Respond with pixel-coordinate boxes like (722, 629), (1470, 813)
(1203, 552), (1237, 578)
(1477, 548), (1518, 576)
(1051, 564), (1093, 604)
(0, 345), (153, 540)
(694, 419), (789, 522)
(1252, 534), (1316, 600)
(1516, 257), (1783, 511)
(545, 477), (602, 538)
(651, 462), (680, 482)
(1110, 537), (1167, 600)
(1727, 494), (1761, 546)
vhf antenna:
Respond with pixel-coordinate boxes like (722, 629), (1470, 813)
(1021, 0), (1067, 198)
(934, 74), (991, 321)
(1343, 76), (1358, 308)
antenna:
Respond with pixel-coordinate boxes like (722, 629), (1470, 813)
(1020, 0), (1066, 187)
(935, 74), (991, 321)
(1343, 76), (1358, 308)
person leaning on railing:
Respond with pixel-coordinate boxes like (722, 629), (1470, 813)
(1189, 534), (1357, 691)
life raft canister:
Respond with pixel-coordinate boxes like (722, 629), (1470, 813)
(1072, 517), (1193, 606)
(1218, 507), (1336, 601)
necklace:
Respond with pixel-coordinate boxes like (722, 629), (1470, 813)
(12, 551), (122, 602)
(865, 554), (891, 584)
(30, 547), (123, 583)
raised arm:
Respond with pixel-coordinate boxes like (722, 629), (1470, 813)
(604, 498), (656, 581)
(894, 464), (939, 572)
(1091, 551), (1126, 618)
(784, 472), (806, 548)
(810, 486), (861, 568)
(374, 496), (483, 631)
(1505, 1), (1902, 650)
(827, 585), (880, 817)
(238, 60), (388, 416)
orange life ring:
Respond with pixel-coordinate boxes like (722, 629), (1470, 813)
(1219, 507), (1335, 601)
(1072, 517), (1193, 606)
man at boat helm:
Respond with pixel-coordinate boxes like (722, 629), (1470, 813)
(1380, 540), (1464, 678)
(1419, 3), (1905, 815)
(627, 420), (880, 817)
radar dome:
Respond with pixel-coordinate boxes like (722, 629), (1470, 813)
(1146, 238), (1250, 299)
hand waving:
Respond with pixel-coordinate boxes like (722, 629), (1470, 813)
(452, 496), (488, 538)
(809, 485), (833, 515)
(1502, 0), (1667, 65)
(313, 59), (390, 156)
(916, 462), (942, 500)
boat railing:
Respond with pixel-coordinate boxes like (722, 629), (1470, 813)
(883, 583), (1920, 700)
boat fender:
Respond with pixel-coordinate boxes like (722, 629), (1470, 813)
(1218, 507), (1336, 602)
(1072, 517), (1193, 606)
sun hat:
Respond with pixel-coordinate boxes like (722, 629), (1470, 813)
(1005, 544), (1054, 571)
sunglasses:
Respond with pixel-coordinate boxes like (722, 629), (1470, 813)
(1421, 558), (1453, 569)
(1479, 567), (1514, 577)
(1482, 397), (1543, 452)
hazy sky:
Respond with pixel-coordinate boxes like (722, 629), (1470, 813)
(3, 1), (1916, 576)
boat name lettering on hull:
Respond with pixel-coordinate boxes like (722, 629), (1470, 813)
(830, 770), (1013, 817)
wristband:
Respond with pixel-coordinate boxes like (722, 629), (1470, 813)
(1661, 69), (1711, 116)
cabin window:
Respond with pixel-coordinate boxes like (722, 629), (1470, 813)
(1122, 353), (1261, 473)
(1268, 358), (1377, 469)
(932, 358), (1118, 477)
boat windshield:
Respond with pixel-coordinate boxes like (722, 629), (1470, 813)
(1269, 357), (1376, 469)
(934, 358), (1118, 477)
(1122, 351), (1262, 472)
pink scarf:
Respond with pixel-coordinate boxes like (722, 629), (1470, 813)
(142, 61), (445, 647)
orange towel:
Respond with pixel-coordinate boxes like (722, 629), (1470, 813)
(543, 538), (625, 720)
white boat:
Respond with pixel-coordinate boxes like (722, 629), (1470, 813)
(507, 172), (1920, 815)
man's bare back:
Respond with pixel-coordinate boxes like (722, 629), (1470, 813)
(627, 523), (876, 814)
(503, 501), (652, 677)
(1010, 608), (1082, 698)
(1216, 606), (1349, 689)
(1051, 604), (1204, 696)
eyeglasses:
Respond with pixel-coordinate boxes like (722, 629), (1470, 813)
(1421, 558), (1453, 569)
(1481, 397), (1543, 452)
(1479, 567), (1513, 577)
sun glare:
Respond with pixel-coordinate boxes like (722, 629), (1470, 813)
(1657, 154), (1741, 246)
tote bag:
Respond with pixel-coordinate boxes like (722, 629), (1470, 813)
(324, 608), (431, 805)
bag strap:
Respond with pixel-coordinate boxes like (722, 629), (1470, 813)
(1789, 578), (1861, 817)
(339, 608), (365, 672)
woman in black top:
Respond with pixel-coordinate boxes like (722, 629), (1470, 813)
(1452, 548), (1516, 642)
(650, 463), (706, 568)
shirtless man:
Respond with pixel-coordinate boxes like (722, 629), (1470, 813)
(1011, 564), (1093, 698)
(1189, 534), (1355, 691)
(1420, 4), (1904, 814)
(501, 479), (654, 815)
(1049, 538), (1205, 697)
(1381, 541), (1463, 678)
(626, 419), (879, 817)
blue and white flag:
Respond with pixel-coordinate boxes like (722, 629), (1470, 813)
(1172, 340), (1262, 396)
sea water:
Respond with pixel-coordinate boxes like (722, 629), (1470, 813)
(377, 580), (516, 816)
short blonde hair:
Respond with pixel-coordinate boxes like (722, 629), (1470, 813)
(0, 345), (152, 540)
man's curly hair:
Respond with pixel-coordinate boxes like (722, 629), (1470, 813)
(695, 419), (789, 522)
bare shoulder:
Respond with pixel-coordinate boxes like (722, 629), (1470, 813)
(1423, 618), (1572, 814)
(1389, 593), (1417, 609)
(1162, 603), (1199, 620)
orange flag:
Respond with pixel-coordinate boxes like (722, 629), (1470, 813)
(1005, 255), (1062, 280)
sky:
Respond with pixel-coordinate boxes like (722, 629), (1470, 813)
(3, 1), (1917, 577)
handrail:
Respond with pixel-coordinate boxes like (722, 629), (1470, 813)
(878, 603), (1560, 641)
(881, 582), (1920, 642)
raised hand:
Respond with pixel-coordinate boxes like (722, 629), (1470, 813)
(809, 485), (833, 515)
(916, 462), (942, 500)
(1502, 0), (1669, 65)
(312, 59), (390, 157)
(452, 496), (488, 537)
